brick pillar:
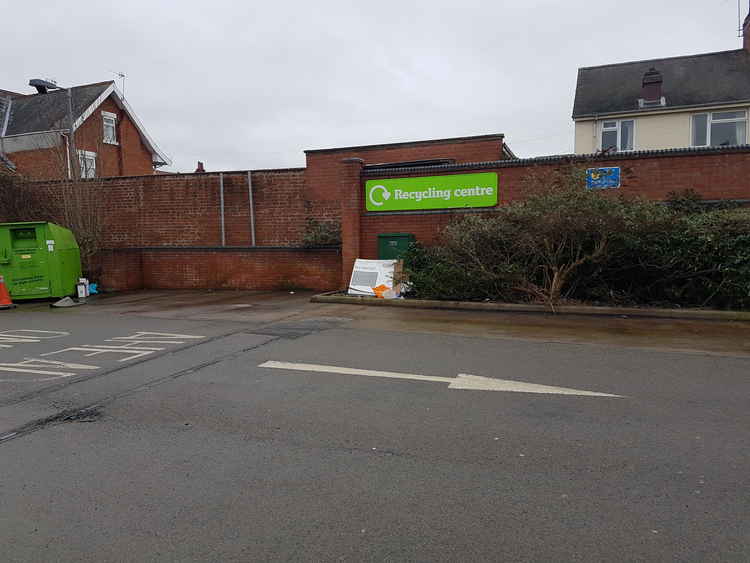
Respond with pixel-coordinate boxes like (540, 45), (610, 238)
(339, 157), (364, 289)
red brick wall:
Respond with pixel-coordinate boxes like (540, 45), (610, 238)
(95, 248), (340, 292)
(33, 168), (342, 292)
(360, 213), (460, 259)
(6, 149), (63, 181)
(12, 142), (750, 293)
(78, 169), (327, 249)
(305, 136), (505, 202)
(95, 250), (143, 291)
(356, 150), (750, 260)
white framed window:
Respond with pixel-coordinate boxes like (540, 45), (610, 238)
(600, 119), (634, 152)
(102, 111), (117, 144)
(77, 150), (97, 179)
(692, 110), (747, 147)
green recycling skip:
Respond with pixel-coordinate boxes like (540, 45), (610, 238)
(365, 172), (498, 212)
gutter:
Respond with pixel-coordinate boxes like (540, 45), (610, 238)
(573, 98), (750, 120)
(361, 144), (750, 177)
(0, 129), (69, 138)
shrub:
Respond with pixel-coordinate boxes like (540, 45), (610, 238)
(302, 218), (341, 247)
(666, 188), (741, 214)
(402, 166), (750, 310)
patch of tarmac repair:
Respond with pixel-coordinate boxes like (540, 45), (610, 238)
(3, 406), (104, 441)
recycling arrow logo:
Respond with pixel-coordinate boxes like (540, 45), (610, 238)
(368, 185), (391, 207)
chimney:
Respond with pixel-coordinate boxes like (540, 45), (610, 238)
(744, 1), (750, 52)
(195, 161), (205, 173)
(639, 67), (665, 108)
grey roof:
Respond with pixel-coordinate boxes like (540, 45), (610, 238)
(573, 49), (750, 118)
(3, 81), (112, 135)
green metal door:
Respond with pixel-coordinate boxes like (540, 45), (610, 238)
(7, 225), (50, 298)
(377, 233), (415, 260)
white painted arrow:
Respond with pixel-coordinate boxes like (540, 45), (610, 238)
(258, 361), (622, 397)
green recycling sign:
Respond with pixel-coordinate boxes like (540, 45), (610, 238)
(365, 172), (498, 212)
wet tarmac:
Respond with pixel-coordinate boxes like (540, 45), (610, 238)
(14, 289), (750, 356)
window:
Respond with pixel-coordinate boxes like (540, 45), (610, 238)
(77, 150), (97, 179)
(600, 119), (634, 152)
(102, 111), (117, 144)
(692, 111), (747, 147)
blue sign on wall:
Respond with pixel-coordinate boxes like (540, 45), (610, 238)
(586, 167), (621, 189)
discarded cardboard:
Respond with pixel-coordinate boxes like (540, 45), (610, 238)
(349, 259), (403, 298)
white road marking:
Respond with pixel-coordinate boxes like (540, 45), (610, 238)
(0, 358), (99, 381)
(258, 361), (623, 397)
(83, 342), (166, 351)
(0, 330), (69, 350)
(0, 331), (205, 383)
(0, 338), (38, 345)
(0, 330), (69, 339)
(260, 361), (451, 383)
(449, 374), (621, 396)
(109, 331), (204, 343)
(41, 347), (157, 362)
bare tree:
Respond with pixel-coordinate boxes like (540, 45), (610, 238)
(11, 131), (107, 276)
(0, 167), (54, 223)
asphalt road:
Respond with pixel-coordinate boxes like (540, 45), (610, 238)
(1, 292), (749, 562)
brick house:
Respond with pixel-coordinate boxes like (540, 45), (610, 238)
(0, 80), (170, 180)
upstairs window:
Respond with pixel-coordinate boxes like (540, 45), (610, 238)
(102, 111), (117, 144)
(600, 119), (634, 152)
(77, 150), (97, 179)
(692, 111), (747, 147)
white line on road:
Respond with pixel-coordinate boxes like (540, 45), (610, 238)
(261, 361), (452, 383)
(258, 361), (623, 397)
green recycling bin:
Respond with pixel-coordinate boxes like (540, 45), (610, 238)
(0, 222), (82, 300)
(377, 233), (415, 260)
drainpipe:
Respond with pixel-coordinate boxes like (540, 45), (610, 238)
(247, 171), (256, 246)
(66, 87), (76, 179)
(219, 172), (226, 246)
(60, 132), (72, 179)
(593, 113), (599, 153)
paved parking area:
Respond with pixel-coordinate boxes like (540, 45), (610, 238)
(1, 291), (749, 561)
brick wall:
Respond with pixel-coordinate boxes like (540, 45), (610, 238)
(25, 169), (319, 249)
(6, 148), (63, 181)
(354, 148), (750, 264)
(24, 167), (343, 292)
(305, 135), (506, 202)
(95, 248), (340, 292)
(10, 139), (750, 294)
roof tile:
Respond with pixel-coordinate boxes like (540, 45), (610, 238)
(573, 49), (750, 118)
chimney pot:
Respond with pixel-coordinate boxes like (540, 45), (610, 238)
(195, 161), (206, 173)
(641, 67), (663, 104)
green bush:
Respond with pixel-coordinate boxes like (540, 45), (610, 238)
(302, 218), (341, 247)
(402, 166), (750, 310)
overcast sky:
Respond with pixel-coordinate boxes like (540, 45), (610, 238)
(3, 0), (746, 171)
